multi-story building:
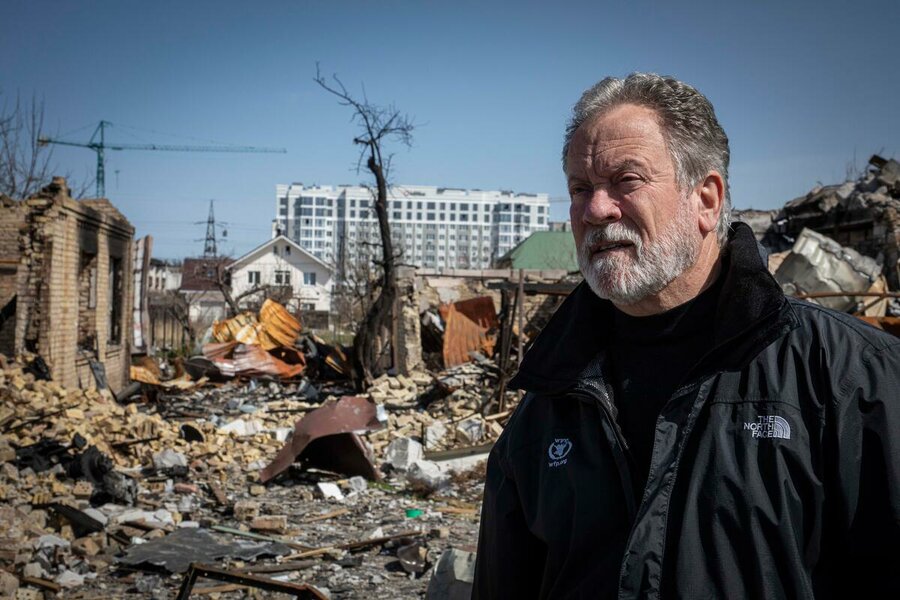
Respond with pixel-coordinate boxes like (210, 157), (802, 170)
(273, 183), (550, 270)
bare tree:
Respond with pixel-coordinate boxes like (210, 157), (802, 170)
(0, 91), (92, 199)
(0, 92), (55, 199)
(315, 65), (414, 389)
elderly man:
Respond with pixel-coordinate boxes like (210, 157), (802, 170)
(473, 74), (900, 599)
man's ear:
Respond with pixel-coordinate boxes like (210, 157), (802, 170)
(696, 171), (725, 235)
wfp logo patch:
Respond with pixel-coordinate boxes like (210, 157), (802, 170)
(547, 438), (572, 468)
(744, 415), (791, 439)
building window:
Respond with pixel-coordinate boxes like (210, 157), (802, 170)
(275, 270), (291, 285)
(78, 252), (98, 351)
(303, 272), (317, 286)
(248, 271), (261, 285)
(108, 256), (123, 344)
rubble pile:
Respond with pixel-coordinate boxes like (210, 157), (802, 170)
(739, 154), (900, 329)
(759, 155), (900, 293)
(0, 346), (498, 598)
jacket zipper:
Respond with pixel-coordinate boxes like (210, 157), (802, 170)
(570, 385), (638, 522)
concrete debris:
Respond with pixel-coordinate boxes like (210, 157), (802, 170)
(0, 274), (524, 596)
(407, 460), (450, 492)
(455, 416), (486, 445)
(748, 155), (900, 293)
(218, 418), (265, 437)
(775, 228), (885, 313)
(425, 420), (448, 450)
(0, 571), (18, 596)
(385, 437), (425, 471)
(152, 449), (188, 470)
(425, 548), (477, 600)
(34, 535), (69, 550)
(54, 569), (85, 588)
(347, 475), (368, 493)
(316, 481), (344, 501)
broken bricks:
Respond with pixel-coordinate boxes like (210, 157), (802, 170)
(0, 324), (504, 598)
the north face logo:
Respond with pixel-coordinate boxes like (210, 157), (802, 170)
(744, 415), (791, 439)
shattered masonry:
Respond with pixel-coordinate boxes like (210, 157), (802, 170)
(0, 177), (134, 392)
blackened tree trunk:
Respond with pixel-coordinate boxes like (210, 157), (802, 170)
(315, 66), (414, 390)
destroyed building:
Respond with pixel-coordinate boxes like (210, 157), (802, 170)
(0, 177), (134, 392)
(747, 155), (900, 289)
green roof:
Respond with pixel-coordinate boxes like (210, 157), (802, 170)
(496, 230), (579, 271)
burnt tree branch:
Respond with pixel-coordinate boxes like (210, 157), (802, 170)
(315, 65), (415, 389)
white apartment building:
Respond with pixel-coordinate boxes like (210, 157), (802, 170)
(273, 183), (550, 270)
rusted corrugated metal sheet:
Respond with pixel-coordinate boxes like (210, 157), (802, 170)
(260, 396), (382, 483)
(234, 322), (262, 346)
(439, 297), (498, 367)
(212, 312), (256, 343)
(202, 341), (238, 361)
(324, 345), (352, 377)
(258, 299), (302, 349)
(231, 344), (306, 379)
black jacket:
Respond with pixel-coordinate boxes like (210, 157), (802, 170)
(473, 223), (900, 599)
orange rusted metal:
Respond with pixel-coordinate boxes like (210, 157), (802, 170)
(258, 299), (302, 349)
(201, 341), (238, 361)
(260, 396), (382, 483)
(857, 316), (900, 337)
(439, 297), (499, 367)
(234, 322), (262, 346)
(212, 312), (256, 343)
(231, 343), (305, 379)
(324, 345), (352, 377)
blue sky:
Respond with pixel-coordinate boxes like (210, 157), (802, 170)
(3, 0), (898, 259)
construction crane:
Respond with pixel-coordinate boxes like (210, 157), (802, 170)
(38, 120), (287, 198)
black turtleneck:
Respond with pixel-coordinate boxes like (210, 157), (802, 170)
(608, 269), (725, 493)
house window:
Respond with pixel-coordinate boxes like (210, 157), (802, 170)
(303, 272), (317, 286)
(78, 252), (98, 351)
(248, 271), (261, 285)
(275, 270), (291, 285)
(108, 256), (123, 344)
(285, 245), (291, 255)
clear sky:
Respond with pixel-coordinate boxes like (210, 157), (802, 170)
(3, 0), (899, 259)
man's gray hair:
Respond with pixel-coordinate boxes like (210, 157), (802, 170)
(562, 73), (732, 245)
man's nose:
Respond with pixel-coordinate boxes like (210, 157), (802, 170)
(581, 187), (622, 225)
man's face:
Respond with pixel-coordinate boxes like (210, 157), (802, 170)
(566, 103), (702, 306)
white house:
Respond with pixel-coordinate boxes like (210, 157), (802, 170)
(228, 235), (334, 312)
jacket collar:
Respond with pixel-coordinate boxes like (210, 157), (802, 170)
(509, 221), (799, 394)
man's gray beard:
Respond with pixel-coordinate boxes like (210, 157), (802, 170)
(576, 201), (701, 305)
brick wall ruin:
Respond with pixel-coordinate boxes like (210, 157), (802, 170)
(0, 177), (134, 392)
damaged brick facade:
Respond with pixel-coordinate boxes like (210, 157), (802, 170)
(0, 177), (134, 391)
